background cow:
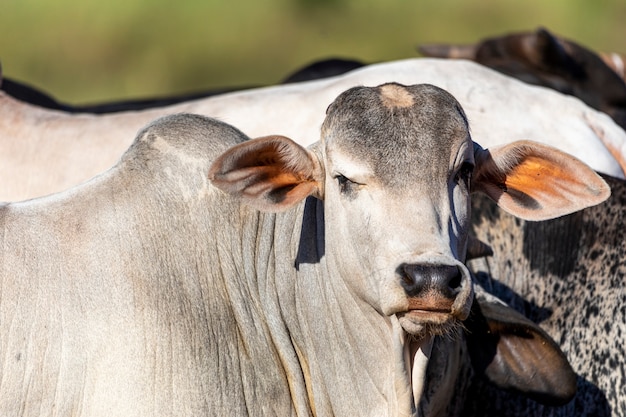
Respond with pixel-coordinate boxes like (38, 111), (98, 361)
(2, 58), (625, 202)
(0, 83), (608, 416)
(418, 27), (626, 131)
(464, 174), (626, 416)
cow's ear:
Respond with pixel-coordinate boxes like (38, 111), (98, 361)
(464, 292), (577, 406)
(472, 140), (610, 221)
(465, 235), (493, 260)
(209, 135), (323, 212)
(533, 27), (576, 70)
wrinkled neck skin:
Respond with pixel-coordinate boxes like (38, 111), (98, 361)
(392, 317), (435, 417)
(226, 197), (438, 417)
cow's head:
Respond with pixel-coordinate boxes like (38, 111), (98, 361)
(209, 83), (609, 341)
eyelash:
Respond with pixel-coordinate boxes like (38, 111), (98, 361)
(335, 174), (357, 194)
(334, 164), (472, 194)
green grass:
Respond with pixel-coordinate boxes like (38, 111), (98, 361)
(1, 0), (624, 104)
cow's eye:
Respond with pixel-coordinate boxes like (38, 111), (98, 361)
(455, 162), (474, 187)
(335, 174), (358, 195)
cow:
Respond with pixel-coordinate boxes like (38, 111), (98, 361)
(0, 83), (610, 416)
(418, 27), (626, 130)
(463, 174), (626, 416)
(2, 58), (625, 203)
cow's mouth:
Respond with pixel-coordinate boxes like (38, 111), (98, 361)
(396, 296), (460, 337)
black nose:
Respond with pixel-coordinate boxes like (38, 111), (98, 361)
(400, 264), (463, 299)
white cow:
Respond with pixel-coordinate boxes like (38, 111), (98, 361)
(1, 58), (625, 202)
(0, 84), (609, 416)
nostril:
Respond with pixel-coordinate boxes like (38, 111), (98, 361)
(448, 271), (463, 292)
(399, 263), (465, 298)
(446, 267), (463, 291)
(401, 271), (413, 286)
(439, 266), (464, 299)
(400, 264), (427, 295)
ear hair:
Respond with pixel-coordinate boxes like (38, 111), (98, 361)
(209, 135), (323, 212)
(472, 141), (610, 221)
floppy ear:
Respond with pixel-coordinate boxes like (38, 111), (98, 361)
(465, 292), (577, 406)
(472, 140), (610, 221)
(208, 135), (323, 212)
(531, 27), (581, 73)
(465, 235), (493, 260)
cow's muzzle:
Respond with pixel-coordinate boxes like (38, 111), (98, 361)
(395, 260), (474, 336)
(400, 264), (463, 301)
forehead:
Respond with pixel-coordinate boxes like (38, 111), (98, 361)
(322, 83), (471, 183)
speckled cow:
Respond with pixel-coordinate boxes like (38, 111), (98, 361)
(465, 174), (626, 417)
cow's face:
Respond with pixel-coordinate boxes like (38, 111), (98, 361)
(319, 84), (475, 336)
(209, 82), (610, 338)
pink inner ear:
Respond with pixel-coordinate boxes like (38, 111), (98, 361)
(473, 141), (610, 221)
(209, 135), (322, 212)
(266, 181), (319, 209)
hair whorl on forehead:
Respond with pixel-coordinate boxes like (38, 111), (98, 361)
(379, 84), (415, 109)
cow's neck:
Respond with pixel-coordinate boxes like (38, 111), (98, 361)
(213, 197), (438, 416)
(392, 318), (435, 417)
(262, 198), (431, 417)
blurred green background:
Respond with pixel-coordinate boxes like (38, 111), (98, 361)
(1, 0), (624, 105)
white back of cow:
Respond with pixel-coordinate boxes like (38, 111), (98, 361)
(1, 58), (625, 202)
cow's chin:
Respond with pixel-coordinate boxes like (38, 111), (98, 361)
(397, 310), (461, 339)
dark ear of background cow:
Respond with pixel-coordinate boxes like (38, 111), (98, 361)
(465, 236), (493, 260)
(473, 27), (585, 81)
(464, 294), (577, 406)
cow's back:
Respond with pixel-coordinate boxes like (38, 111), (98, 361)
(3, 59), (626, 202)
